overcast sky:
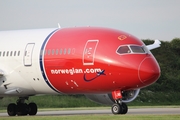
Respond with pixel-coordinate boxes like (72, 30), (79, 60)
(0, 0), (180, 41)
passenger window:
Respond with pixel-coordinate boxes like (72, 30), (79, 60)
(68, 48), (71, 54)
(64, 48), (66, 54)
(10, 51), (13, 56)
(60, 49), (63, 55)
(56, 49), (59, 55)
(14, 51), (16, 56)
(130, 46), (145, 53)
(44, 50), (47, 55)
(3, 51), (5, 56)
(52, 49), (55, 55)
(48, 49), (51, 55)
(18, 51), (20, 56)
(117, 46), (131, 54)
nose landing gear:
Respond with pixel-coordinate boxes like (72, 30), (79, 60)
(111, 90), (128, 114)
(111, 102), (128, 114)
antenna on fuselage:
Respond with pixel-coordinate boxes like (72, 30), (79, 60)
(58, 23), (61, 28)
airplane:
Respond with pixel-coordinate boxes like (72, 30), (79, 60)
(0, 26), (161, 116)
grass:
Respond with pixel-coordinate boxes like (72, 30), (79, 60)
(0, 115), (180, 120)
(1, 93), (180, 109)
(0, 95), (104, 110)
(1, 91), (180, 110)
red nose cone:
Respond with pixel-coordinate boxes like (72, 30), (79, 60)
(138, 57), (160, 85)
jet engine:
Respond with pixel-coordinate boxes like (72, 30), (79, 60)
(85, 89), (140, 105)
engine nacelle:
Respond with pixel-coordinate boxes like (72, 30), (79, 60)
(85, 89), (140, 105)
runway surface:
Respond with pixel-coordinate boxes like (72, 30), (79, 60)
(0, 107), (180, 116)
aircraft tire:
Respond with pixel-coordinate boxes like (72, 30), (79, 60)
(16, 103), (28, 116)
(121, 103), (128, 114)
(28, 102), (37, 115)
(7, 103), (17, 116)
(111, 103), (122, 114)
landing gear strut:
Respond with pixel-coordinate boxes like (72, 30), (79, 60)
(7, 97), (37, 116)
(111, 90), (128, 114)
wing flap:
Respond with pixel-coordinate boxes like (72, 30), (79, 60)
(5, 88), (22, 94)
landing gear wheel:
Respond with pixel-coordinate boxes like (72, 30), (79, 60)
(6, 97), (38, 116)
(16, 103), (29, 116)
(7, 103), (17, 116)
(28, 102), (37, 115)
(121, 103), (128, 114)
(111, 103), (122, 114)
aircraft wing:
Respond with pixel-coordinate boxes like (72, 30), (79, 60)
(146, 39), (161, 50)
(0, 69), (23, 94)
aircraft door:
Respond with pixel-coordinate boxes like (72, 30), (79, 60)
(83, 40), (99, 65)
(24, 43), (35, 66)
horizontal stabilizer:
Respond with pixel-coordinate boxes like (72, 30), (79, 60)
(146, 39), (161, 50)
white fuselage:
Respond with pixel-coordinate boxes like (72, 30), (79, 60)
(0, 28), (58, 97)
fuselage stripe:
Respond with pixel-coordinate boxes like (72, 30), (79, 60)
(39, 29), (61, 93)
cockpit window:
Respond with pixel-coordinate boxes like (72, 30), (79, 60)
(130, 46), (145, 53)
(117, 46), (131, 54)
(116, 45), (147, 55)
